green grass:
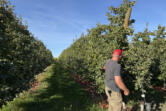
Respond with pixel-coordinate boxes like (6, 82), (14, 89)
(0, 63), (104, 111)
(1, 62), (166, 111)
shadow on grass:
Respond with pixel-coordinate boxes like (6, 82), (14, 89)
(17, 63), (94, 111)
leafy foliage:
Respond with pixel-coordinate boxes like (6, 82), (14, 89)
(0, 0), (53, 105)
(59, 0), (166, 104)
(59, 0), (135, 93)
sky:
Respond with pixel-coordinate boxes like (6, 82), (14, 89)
(10, 0), (166, 57)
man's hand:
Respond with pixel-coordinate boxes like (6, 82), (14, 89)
(124, 89), (130, 96)
(115, 76), (129, 96)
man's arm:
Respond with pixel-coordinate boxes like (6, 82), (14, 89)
(103, 66), (106, 70)
(115, 76), (129, 96)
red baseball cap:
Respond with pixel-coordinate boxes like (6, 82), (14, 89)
(113, 49), (123, 56)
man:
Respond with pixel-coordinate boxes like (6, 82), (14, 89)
(104, 49), (129, 111)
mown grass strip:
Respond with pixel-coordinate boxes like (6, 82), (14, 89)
(0, 63), (105, 111)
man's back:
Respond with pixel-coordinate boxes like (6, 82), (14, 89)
(105, 59), (121, 92)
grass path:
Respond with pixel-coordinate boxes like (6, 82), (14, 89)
(0, 63), (101, 111)
(2, 62), (166, 111)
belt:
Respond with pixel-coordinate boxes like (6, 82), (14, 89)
(109, 90), (121, 95)
(108, 90), (112, 94)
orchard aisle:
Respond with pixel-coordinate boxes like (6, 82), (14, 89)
(0, 63), (102, 111)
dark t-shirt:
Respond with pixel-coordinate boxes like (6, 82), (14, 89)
(105, 59), (121, 92)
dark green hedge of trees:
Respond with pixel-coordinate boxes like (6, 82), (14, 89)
(0, 0), (53, 105)
(59, 0), (166, 102)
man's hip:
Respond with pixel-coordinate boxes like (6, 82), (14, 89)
(109, 91), (122, 102)
(108, 91), (122, 111)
